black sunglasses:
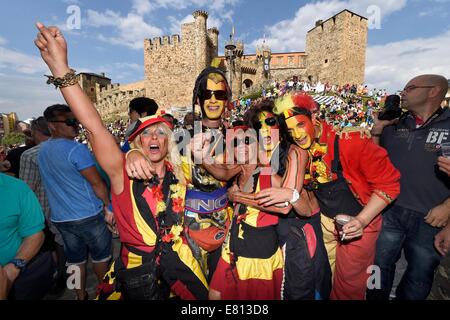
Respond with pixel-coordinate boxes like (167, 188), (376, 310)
(255, 117), (277, 130)
(50, 118), (79, 127)
(233, 136), (256, 146)
(201, 89), (228, 101)
(264, 117), (277, 127)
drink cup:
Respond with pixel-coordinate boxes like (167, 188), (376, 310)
(335, 214), (354, 242)
(440, 142), (450, 158)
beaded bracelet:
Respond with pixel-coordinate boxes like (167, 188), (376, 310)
(45, 69), (79, 89)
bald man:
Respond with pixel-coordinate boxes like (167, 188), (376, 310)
(367, 75), (450, 300)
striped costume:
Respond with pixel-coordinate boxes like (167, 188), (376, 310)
(96, 160), (208, 300)
(210, 169), (283, 300)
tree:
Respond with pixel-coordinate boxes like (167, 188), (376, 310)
(1, 132), (25, 147)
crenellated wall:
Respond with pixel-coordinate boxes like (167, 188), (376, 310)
(95, 81), (146, 120)
(141, 10), (218, 111)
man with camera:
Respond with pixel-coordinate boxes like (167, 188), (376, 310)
(367, 74), (450, 300)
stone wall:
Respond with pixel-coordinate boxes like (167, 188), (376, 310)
(95, 82), (146, 120)
(79, 73), (111, 103)
(143, 10), (216, 111)
(305, 10), (367, 85)
(271, 68), (308, 82)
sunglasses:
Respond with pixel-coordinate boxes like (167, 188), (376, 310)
(264, 117), (277, 126)
(233, 136), (256, 146)
(255, 117), (278, 130)
(201, 89), (228, 101)
(50, 118), (79, 127)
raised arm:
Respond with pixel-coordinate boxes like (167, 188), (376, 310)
(34, 23), (124, 193)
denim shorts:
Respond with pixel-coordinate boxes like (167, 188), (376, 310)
(54, 213), (112, 265)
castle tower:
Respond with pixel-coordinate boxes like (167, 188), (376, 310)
(305, 9), (368, 85)
(193, 10), (209, 76)
(207, 27), (219, 59)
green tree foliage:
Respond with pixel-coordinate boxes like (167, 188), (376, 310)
(1, 132), (25, 147)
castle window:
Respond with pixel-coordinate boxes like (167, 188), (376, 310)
(300, 58), (306, 68)
(243, 79), (253, 89)
(325, 59), (329, 64)
(288, 56), (294, 65)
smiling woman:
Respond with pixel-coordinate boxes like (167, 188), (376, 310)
(34, 22), (208, 300)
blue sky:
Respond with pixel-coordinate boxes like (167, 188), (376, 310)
(0, 0), (449, 119)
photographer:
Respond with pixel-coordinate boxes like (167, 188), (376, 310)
(367, 74), (450, 300)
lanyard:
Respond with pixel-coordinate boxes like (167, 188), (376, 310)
(413, 107), (444, 129)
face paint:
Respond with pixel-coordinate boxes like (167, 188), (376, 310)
(140, 124), (169, 163)
(201, 79), (227, 120)
(258, 111), (279, 152)
(285, 115), (315, 150)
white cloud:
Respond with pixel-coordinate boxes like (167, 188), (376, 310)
(86, 9), (120, 27)
(0, 46), (47, 74)
(0, 36), (7, 46)
(132, 0), (154, 15)
(93, 62), (144, 81)
(0, 74), (65, 120)
(86, 0), (238, 49)
(206, 0), (239, 12)
(169, 15), (195, 34)
(168, 11), (231, 35)
(87, 10), (163, 49)
(365, 29), (450, 92)
(250, 0), (407, 52)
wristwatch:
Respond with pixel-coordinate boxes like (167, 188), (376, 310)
(289, 189), (300, 204)
(10, 258), (27, 271)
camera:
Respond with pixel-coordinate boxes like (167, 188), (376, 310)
(378, 95), (402, 121)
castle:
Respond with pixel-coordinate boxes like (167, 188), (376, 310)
(86, 9), (368, 120)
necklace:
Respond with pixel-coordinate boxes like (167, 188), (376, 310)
(149, 175), (185, 216)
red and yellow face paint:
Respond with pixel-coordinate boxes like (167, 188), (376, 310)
(285, 115), (315, 150)
(258, 111), (279, 152)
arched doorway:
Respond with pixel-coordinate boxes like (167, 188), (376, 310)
(243, 79), (254, 89)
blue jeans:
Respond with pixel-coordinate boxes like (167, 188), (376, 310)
(366, 205), (442, 300)
(54, 213), (112, 265)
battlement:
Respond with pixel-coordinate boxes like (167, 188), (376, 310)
(208, 27), (219, 35)
(101, 83), (121, 92)
(235, 41), (244, 57)
(145, 34), (181, 50)
(193, 10), (208, 19)
(307, 9), (367, 33)
(95, 81), (146, 120)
